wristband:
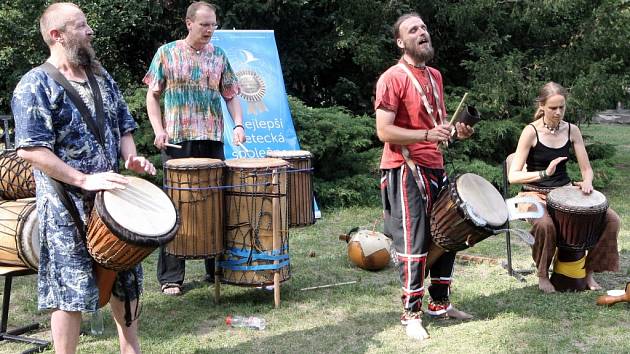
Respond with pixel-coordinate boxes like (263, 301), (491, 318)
(424, 130), (429, 141)
(539, 170), (548, 180)
(233, 124), (244, 130)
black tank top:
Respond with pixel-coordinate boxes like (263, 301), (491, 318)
(525, 123), (571, 187)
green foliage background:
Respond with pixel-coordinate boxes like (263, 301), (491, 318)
(1, 0), (628, 207)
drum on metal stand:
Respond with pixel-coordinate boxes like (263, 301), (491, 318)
(86, 176), (180, 271)
(428, 173), (509, 268)
(221, 158), (289, 308)
(547, 186), (608, 292)
(266, 150), (314, 227)
(163, 158), (225, 258)
(0, 198), (39, 270)
(0, 150), (36, 200)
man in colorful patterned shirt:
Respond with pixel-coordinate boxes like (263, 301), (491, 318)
(11, 3), (155, 353)
(143, 1), (244, 296)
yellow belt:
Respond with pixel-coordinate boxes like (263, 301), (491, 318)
(553, 255), (586, 278)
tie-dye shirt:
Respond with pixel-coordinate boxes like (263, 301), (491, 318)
(143, 40), (240, 144)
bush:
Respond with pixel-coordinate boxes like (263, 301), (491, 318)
(290, 96), (380, 208)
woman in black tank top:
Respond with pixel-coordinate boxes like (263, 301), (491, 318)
(506, 82), (620, 294)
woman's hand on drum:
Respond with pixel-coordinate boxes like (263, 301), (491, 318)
(428, 124), (452, 143)
(153, 130), (169, 150)
(545, 156), (568, 177)
(125, 155), (156, 176)
(574, 181), (593, 194)
(454, 122), (474, 140)
(81, 172), (129, 191)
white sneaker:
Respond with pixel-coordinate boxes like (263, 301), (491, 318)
(405, 319), (429, 341)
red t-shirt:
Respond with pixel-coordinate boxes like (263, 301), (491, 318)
(374, 60), (447, 169)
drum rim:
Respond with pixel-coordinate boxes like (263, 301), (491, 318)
(547, 186), (608, 212)
(453, 173), (508, 228)
(266, 150), (312, 158)
(225, 157), (289, 168)
(164, 158), (225, 169)
(94, 185), (180, 247)
(16, 200), (39, 270)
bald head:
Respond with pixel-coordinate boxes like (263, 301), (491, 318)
(39, 2), (83, 46)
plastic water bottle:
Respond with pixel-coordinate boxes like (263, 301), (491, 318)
(225, 315), (266, 330)
(90, 309), (104, 335)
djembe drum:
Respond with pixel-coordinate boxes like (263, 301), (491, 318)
(0, 198), (39, 270)
(428, 173), (509, 268)
(163, 158), (225, 258)
(266, 150), (314, 227)
(86, 176), (180, 271)
(547, 186), (608, 292)
(0, 150), (36, 200)
(221, 158), (289, 307)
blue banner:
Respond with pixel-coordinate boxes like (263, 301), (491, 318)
(211, 30), (299, 159)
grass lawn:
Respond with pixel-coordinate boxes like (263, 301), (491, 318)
(1, 123), (629, 353)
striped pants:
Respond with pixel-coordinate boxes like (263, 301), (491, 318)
(381, 164), (455, 313)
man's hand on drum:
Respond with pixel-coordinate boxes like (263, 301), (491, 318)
(233, 125), (245, 145)
(80, 172), (130, 191)
(125, 155), (156, 175)
(153, 130), (169, 150)
(454, 122), (474, 140)
(574, 181), (593, 194)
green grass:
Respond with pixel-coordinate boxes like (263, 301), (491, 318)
(2, 123), (629, 353)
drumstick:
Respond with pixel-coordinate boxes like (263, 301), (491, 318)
(237, 142), (249, 152)
(443, 92), (469, 147)
(164, 143), (182, 149)
(300, 281), (358, 291)
(449, 92), (469, 125)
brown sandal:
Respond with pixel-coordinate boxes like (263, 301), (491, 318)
(161, 283), (182, 296)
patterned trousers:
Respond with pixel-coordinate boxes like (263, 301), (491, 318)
(381, 164), (455, 313)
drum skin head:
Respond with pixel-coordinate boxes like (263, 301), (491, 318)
(102, 176), (177, 237)
(164, 158), (224, 169)
(455, 173), (508, 227)
(347, 230), (391, 271)
(225, 158), (288, 168)
(547, 186), (607, 211)
(267, 150), (312, 159)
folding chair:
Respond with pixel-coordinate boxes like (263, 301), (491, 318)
(501, 153), (535, 282)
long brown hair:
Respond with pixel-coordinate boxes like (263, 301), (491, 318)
(533, 82), (568, 121)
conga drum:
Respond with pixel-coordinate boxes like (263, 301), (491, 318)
(0, 198), (39, 270)
(163, 158), (225, 258)
(86, 176), (180, 271)
(266, 150), (314, 227)
(0, 150), (36, 200)
(547, 186), (608, 292)
(221, 158), (289, 306)
(428, 173), (508, 268)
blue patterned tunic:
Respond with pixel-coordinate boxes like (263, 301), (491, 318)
(11, 66), (143, 312)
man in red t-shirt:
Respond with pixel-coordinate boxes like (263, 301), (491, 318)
(375, 12), (475, 341)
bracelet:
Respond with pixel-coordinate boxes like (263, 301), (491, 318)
(539, 170), (548, 180)
(233, 124), (244, 130)
(424, 130), (429, 141)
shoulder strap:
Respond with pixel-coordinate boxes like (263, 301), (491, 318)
(396, 63), (440, 128)
(39, 62), (105, 148)
(567, 122), (571, 142)
(528, 123), (539, 143)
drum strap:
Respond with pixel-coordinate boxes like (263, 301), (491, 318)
(47, 176), (87, 237)
(38, 62), (106, 149)
(400, 146), (428, 202)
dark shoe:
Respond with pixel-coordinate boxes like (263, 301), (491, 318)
(204, 274), (215, 284)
